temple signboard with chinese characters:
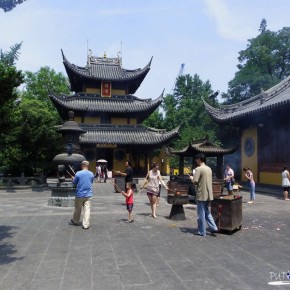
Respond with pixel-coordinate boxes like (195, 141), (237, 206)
(101, 82), (111, 97)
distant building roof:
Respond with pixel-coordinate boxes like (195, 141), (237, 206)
(169, 136), (237, 156)
(49, 92), (163, 122)
(62, 50), (152, 94)
(79, 124), (179, 146)
(203, 75), (290, 124)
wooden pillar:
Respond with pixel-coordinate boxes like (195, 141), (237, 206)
(217, 155), (223, 179)
(179, 156), (184, 176)
(145, 152), (149, 173)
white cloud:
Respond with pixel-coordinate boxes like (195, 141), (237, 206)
(202, 0), (255, 42)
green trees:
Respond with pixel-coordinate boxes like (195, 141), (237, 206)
(223, 19), (290, 104)
(1, 98), (62, 175)
(144, 73), (220, 161)
(0, 58), (70, 175)
(0, 0), (26, 12)
(0, 43), (24, 147)
(162, 74), (219, 149)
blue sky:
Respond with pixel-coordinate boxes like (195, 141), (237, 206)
(2, 0), (290, 99)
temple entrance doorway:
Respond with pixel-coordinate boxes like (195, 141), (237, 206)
(96, 148), (113, 170)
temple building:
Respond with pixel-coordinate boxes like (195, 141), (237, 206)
(203, 76), (290, 185)
(49, 50), (179, 175)
(168, 136), (237, 178)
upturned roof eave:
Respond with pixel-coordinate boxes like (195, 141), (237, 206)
(203, 75), (290, 124)
(48, 92), (163, 117)
(61, 49), (152, 83)
(169, 136), (238, 156)
(78, 124), (179, 146)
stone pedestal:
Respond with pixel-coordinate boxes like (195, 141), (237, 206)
(169, 204), (186, 220)
(48, 181), (75, 207)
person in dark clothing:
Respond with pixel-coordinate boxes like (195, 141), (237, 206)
(114, 160), (134, 191)
(103, 164), (108, 183)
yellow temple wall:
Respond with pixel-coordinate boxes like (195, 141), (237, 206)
(84, 117), (100, 124)
(112, 89), (126, 95)
(151, 147), (170, 175)
(111, 118), (128, 125)
(241, 127), (258, 182)
(89, 162), (96, 174)
(85, 88), (100, 94)
(113, 149), (127, 172)
(74, 117), (82, 123)
(259, 172), (280, 185)
(85, 88), (126, 96)
(111, 118), (137, 125)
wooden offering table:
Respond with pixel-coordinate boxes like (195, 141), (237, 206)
(211, 195), (242, 232)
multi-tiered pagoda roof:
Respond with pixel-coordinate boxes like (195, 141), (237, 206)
(62, 50), (152, 94)
(49, 92), (163, 122)
(49, 51), (178, 148)
(80, 124), (179, 146)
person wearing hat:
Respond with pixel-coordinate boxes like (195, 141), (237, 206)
(70, 160), (94, 229)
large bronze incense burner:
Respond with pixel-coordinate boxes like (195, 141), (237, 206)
(48, 111), (86, 207)
(167, 179), (189, 220)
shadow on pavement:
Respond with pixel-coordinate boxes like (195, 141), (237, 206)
(179, 227), (196, 235)
(0, 225), (23, 265)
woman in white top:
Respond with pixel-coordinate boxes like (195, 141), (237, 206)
(281, 167), (290, 200)
(141, 163), (168, 218)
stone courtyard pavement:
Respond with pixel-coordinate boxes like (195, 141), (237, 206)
(0, 182), (290, 290)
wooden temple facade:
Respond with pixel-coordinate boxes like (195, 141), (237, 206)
(204, 76), (290, 185)
(49, 50), (179, 175)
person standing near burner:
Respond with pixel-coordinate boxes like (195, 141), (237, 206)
(192, 153), (218, 236)
(224, 164), (234, 195)
(243, 167), (255, 204)
(281, 167), (290, 200)
(70, 160), (94, 229)
(141, 163), (168, 218)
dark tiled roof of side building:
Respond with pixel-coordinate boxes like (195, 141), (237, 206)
(79, 124), (179, 146)
(169, 137), (238, 156)
(203, 75), (290, 124)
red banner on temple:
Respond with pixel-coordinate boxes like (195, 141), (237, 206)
(101, 81), (111, 97)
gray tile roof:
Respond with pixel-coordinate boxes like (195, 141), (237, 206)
(79, 124), (179, 146)
(169, 137), (237, 156)
(49, 92), (163, 121)
(62, 50), (152, 94)
(204, 75), (290, 124)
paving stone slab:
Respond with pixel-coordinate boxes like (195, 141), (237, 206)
(0, 184), (289, 289)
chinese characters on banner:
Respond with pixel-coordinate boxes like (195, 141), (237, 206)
(101, 82), (111, 97)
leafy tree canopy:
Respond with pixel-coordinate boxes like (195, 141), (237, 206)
(0, 43), (24, 135)
(162, 73), (219, 149)
(0, 66), (70, 175)
(23, 66), (70, 108)
(223, 19), (290, 103)
(0, 0), (26, 12)
(142, 110), (164, 129)
(0, 98), (61, 175)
